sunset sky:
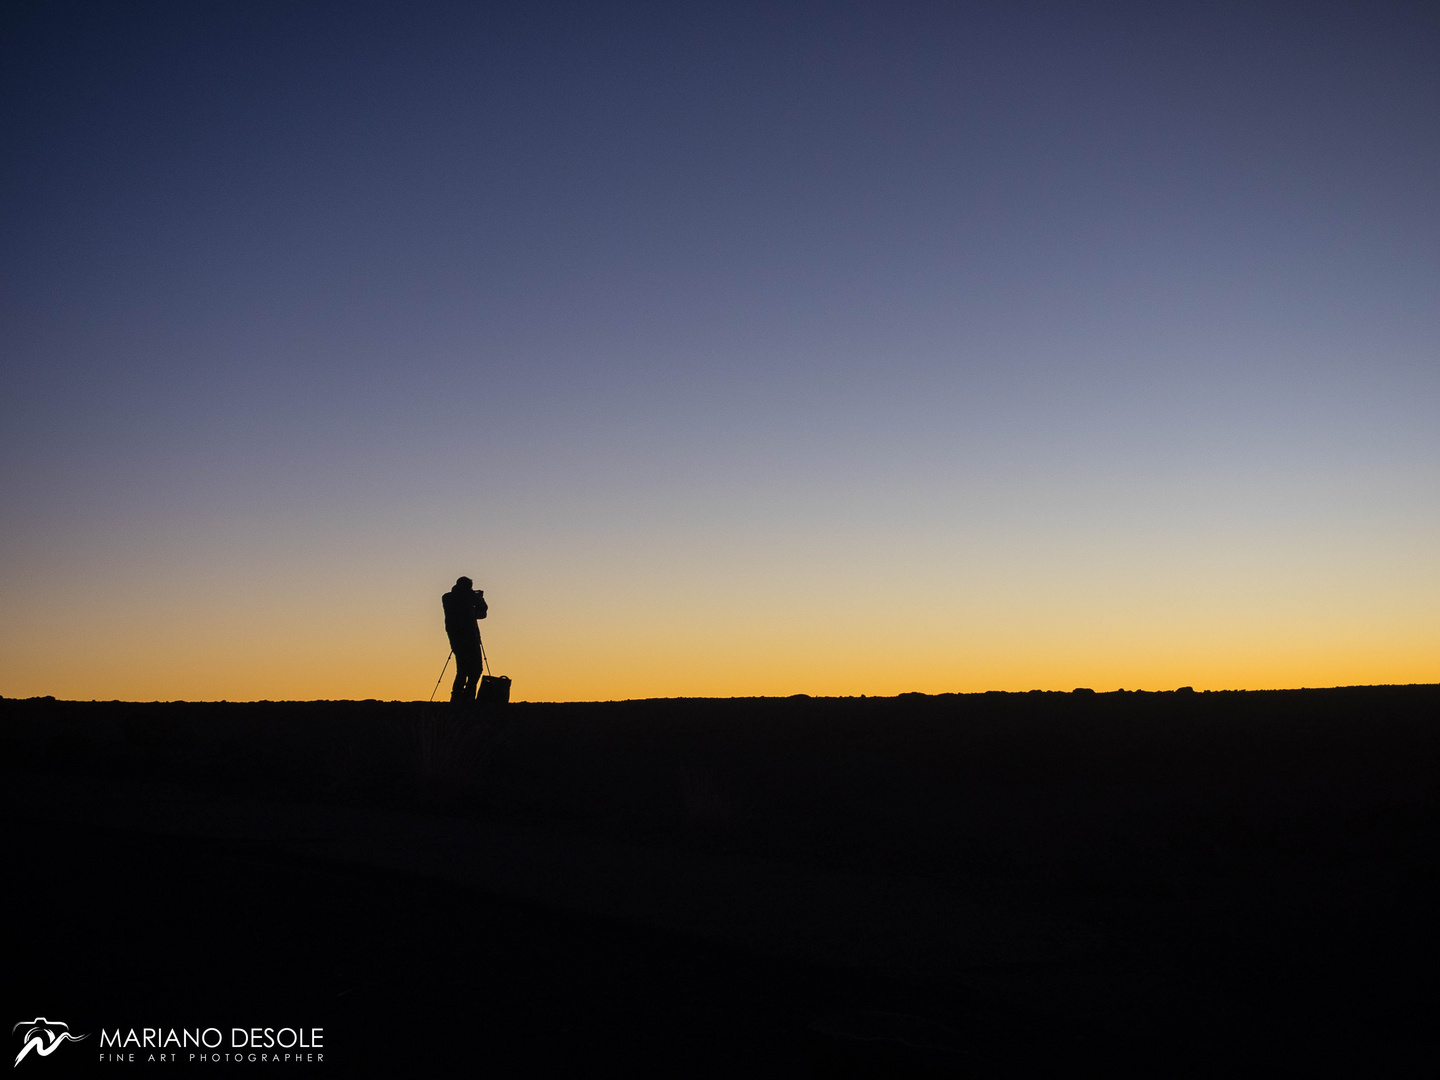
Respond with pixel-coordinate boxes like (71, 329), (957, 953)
(3, 1), (1437, 701)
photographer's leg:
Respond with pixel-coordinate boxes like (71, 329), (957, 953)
(452, 646), (481, 705)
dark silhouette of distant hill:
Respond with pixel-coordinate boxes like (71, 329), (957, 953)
(4, 686), (1437, 1075)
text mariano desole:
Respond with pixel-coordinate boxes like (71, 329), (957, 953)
(96, 1027), (323, 1064)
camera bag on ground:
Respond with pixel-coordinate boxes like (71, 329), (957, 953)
(478, 674), (511, 705)
(477, 637), (511, 706)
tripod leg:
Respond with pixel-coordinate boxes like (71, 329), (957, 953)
(429, 652), (452, 703)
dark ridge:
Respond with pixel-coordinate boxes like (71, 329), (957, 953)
(5, 685), (1438, 1075)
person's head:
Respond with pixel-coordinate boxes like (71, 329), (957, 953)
(454, 576), (473, 592)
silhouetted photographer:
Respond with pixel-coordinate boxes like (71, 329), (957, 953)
(441, 576), (487, 705)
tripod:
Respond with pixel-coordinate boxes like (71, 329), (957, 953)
(428, 636), (492, 703)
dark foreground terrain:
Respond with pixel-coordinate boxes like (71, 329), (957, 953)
(4, 686), (1438, 1076)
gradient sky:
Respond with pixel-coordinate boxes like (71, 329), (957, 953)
(3, 0), (1437, 701)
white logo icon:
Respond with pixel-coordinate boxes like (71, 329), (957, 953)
(13, 1019), (87, 1067)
